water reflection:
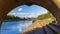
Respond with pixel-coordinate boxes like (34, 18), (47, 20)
(1, 21), (32, 34)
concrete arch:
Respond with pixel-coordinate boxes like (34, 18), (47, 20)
(0, 0), (60, 29)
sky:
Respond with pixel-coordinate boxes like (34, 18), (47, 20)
(8, 4), (48, 18)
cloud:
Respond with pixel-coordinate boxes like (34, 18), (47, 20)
(18, 8), (22, 11)
(17, 23), (32, 32)
(12, 13), (16, 15)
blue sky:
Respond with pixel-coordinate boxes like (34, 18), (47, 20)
(8, 5), (48, 18)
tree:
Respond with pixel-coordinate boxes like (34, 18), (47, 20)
(4, 14), (20, 21)
(37, 12), (54, 20)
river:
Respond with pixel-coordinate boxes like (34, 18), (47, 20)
(1, 21), (32, 34)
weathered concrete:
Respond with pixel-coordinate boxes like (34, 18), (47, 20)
(0, 0), (60, 30)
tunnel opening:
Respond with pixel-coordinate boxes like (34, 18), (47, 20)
(1, 4), (59, 34)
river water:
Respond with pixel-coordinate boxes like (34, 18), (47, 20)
(1, 21), (32, 34)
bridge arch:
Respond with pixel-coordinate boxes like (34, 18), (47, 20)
(0, 0), (60, 30)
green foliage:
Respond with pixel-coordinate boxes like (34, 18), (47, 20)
(5, 15), (19, 19)
(37, 12), (53, 20)
(4, 14), (20, 21)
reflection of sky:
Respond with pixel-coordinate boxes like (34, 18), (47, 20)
(1, 21), (32, 34)
(8, 5), (48, 18)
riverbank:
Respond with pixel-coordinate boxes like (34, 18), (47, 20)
(3, 19), (34, 22)
(21, 18), (54, 34)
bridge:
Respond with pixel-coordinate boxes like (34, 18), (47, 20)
(0, 0), (60, 34)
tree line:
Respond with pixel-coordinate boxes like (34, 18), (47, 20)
(4, 14), (20, 21)
(37, 12), (54, 20)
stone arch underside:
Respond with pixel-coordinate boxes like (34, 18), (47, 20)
(0, 0), (60, 30)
